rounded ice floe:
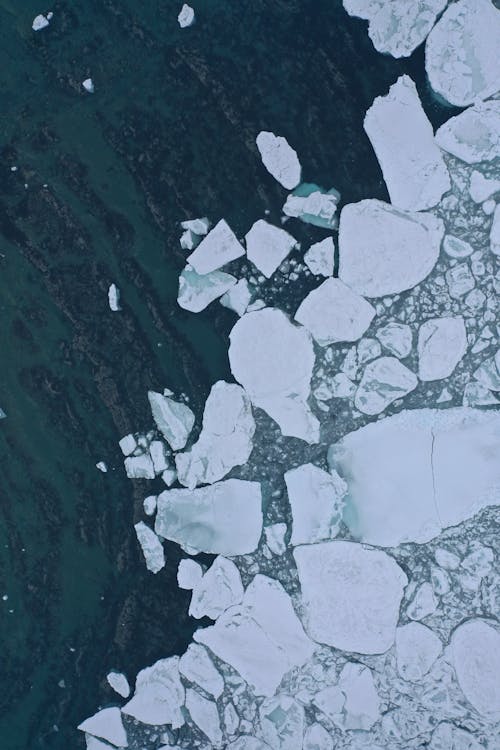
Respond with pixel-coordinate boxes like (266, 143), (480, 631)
(343, 0), (447, 59)
(147, 390), (194, 451)
(442, 235), (473, 259)
(354, 356), (418, 415)
(406, 582), (437, 621)
(82, 78), (95, 94)
(32, 14), (50, 31)
(255, 131), (301, 190)
(469, 171), (500, 204)
(450, 619), (500, 717)
(245, 219), (296, 279)
(77, 706), (128, 747)
(294, 541), (407, 654)
(376, 322), (412, 359)
(338, 199), (444, 297)
(178, 3), (195, 28)
(328, 407), (500, 547)
(417, 316), (467, 381)
(425, 0), (500, 107)
(295, 278), (375, 346)
(177, 558), (203, 590)
(229, 308), (319, 443)
(303, 237), (335, 277)
(395, 622), (442, 682)
(435, 101), (500, 165)
(106, 670), (131, 699)
(364, 75), (450, 211)
(108, 283), (120, 310)
(285, 462), (346, 546)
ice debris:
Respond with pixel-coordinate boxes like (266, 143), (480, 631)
(282, 184), (340, 229)
(435, 100), (500, 164)
(284, 463), (346, 546)
(177, 558), (203, 590)
(188, 555), (243, 619)
(354, 356), (418, 415)
(255, 131), (301, 190)
(178, 3), (195, 28)
(95, 461), (107, 473)
(122, 656), (184, 727)
(134, 522), (165, 574)
(32, 14), (50, 31)
(147, 390), (194, 451)
(187, 219), (244, 274)
(106, 671), (131, 699)
(177, 265), (236, 312)
(245, 219), (296, 279)
(264, 523), (287, 555)
(82, 78), (95, 94)
(78, 707), (128, 747)
(315, 662), (380, 731)
(303, 237), (334, 277)
(107, 283), (121, 311)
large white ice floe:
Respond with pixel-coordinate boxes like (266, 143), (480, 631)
(195, 574), (314, 696)
(106, 671), (131, 699)
(188, 555), (244, 619)
(354, 356), (418, 415)
(186, 219), (244, 274)
(186, 688), (222, 745)
(179, 644), (224, 699)
(303, 237), (334, 277)
(78, 707), (128, 747)
(122, 656), (184, 727)
(314, 662), (380, 730)
(294, 541), (407, 654)
(469, 171), (500, 204)
(245, 219), (296, 279)
(395, 622), (442, 682)
(284, 463), (347, 546)
(338, 199), (444, 297)
(328, 407), (500, 547)
(282, 185), (340, 229)
(175, 381), (255, 489)
(449, 619), (500, 718)
(255, 131), (301, 190)
(425, 0), (500, 107)
(134, 522), (165, 574)
(229, 308), (319, 443)
(364, 75), (450, 211)
(177, 265), (236, 312)
(147, 390), (194, 451)
(124, 454), (155, 479)
(154, 479), (263, 555)
(376, 322), (412, 359)
(417, 316), (467, 381)
(259, 695), (305, 749)
(343, 0), (447, 58)
(295, 278), (375, 346)
(435, 100), (500, 164)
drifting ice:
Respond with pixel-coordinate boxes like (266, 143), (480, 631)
(255, 131), (301, 190)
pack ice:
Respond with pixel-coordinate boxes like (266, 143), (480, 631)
(329, 407), (500, 547)
(435, 100), (500, 164)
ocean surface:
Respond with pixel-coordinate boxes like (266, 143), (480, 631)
(0, 2), (457, 748)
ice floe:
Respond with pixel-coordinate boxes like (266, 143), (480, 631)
(178, 3), (195, 28)
(303, 237), (334, 277)
(32, 14), (50, 31)
(134, 521), (165, 574)
(245, 220), (296, 279)
(375, 322), (412, 358)
(177, 558), (203, 590)
(106, 671), (131, 699)
(417, 316), (467, 381)
(315, 662), (380, 730)
(188, 555), (243, 619)
(490, 204), (500, 256)
(82, 78), (95, 94)
(122, 656), (184, 727)
(78, 707), (128, 747)
(469, 171), (500, 204)
(354, 356), (418, 415)
(187, 219), (244, 274)
(450, 619), (500, 718)
(178, 265), (237, 312)
(220, 278), (252, 316)
(282, 185), (340, 229)
(179, 644), (224, 699)
(364, 75), (450, 211)
(435, 100), (500, 164)
(285, 463), (346, 546)
(124, 454), (155, 479)
(185, 688), (222, 745)
(147, 390), (194, 451)
(255, 131), (301, 190)
(108, 283), (121, 310)
(395, 622), (442, 682)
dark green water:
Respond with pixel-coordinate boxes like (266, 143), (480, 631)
(0, 2), (456, 748)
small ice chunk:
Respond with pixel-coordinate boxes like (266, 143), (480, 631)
(178, 265), (237, 312)
(106, 671), (131, 699)
(122, 656), (184, 727)
(125, 454), (155, 479)
(442, 235), (474, 259)
(407, 582), (437, 620)
(490, 204), (500, 256)
(245, 220), (296, 279)
(343, 0), (447, 58)
(435, 100), (500, 164)
(417, 317), (467, 381)
(162, 468), (177, 486)
(285, 463), (347, 546)
(0, 407), (6, 420)
(473, 350), (500, 391)
(283, 187), (339, 229)
(178, 3), (195, 28)
(143, 494), (157, 516)
(255, 131), (301, 190)
(189, 555), (244, 619)
(295, 278), (375, 346)
(435, 548), (460, 570)
(395, 622), (442, 681)
(119, 433), (137, 456)
(264, 523), (287, 555)
(78, 707), (128, 747)
(148, 391), (194, 451)
(32, 14), (50, 31)
(82, 78), (95, 94)
(177, 558), (203, 590)
(338, 199), (443, 297)
(220, 279), (252, 316)
(354, 356), (417, 415)
(134, 522), (165, 574)
(450, 619), (500, 717)
(331, 372), (356, 399)
(155, 479), (263, 556)
(181, 217), (210, 236)
(294, 541), (407, 653)
(195, 574), (314, 696)
(107, 283), (120, 311)
(445, 263), (475, 299)
(260, 695), (304, 749)
(430, 723), (483, 750)
(376, 322), (412, 358)
(303, 723), (333, 750)
(187, 220), (244, 274)
(469, 171), (500, 203)
(95, 461), (108, 473)
(364, 75), (450, 211)
(315, 662), (380, 731)
(357, 337), (381, 364)
(179, 644), (223, 699)
(185, 689), (222, 746)
(304, 237), (335, 277)
(483, 198), (496, 215)
(229, 308), (319, 443)
(425, 0), (500, 107)
(149, 441), (168, 475)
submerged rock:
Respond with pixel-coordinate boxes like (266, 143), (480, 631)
(187, 219), (244, 274)
(245, 220), (296, 278)
(148, 391), (194, 451)
(256, 131), (301, 190)
(435, 100), (500, 164)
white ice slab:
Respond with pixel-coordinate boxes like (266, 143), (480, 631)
(179, 644), (224, 699)
(245, 220), (296, 279)
(417, 316), (467, 381)
(469, 171), (500, 203)
(122, 656), (184, 727)
(189, 555), (244, 619)
(283, 189), (339, 229)
(354, 356), (417, 415)
(450, 619), (500, 718)
(285, 463), (346, 546)
(220, 279), (252, 316)
(178, 3), (195, 28)
(148, 391), (195, 451)
(134, 522), (165, 574)
(315, 662), (380, 731)
(118, 433), (137, 456)
(435, 101), (500, 164)
(260, 695), (304, 750)
(304, 237), (335, 277)
(264, 523), (287, 555)
(178, 265), (237, 312)
(83, 78), (95, 94)
(187, 219), (244, 274)
(124, 454), (155, 479)
(376, 322), (412, 359)
(177, 558), (203, 590)
(108, 283), (121, 311)
(106, 671), (131, 699)
(78, 707), (128, 747)
(490, 204), (500, 257)
(395, 622), (442, 682)
(256, 131), (301, 190)
(32, 14), (50, 31)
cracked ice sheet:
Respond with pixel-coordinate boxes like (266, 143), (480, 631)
(435, 100), (500, 164)
(328, 407), (500, 547)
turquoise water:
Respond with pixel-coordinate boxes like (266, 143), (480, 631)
(0, 2), (456, 748)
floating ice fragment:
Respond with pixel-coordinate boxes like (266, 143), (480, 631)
(155, 479), (262, 556)
(407, 582), (437, 620)
(108, 283), (120, 311)
(364, 75), (450, 211)
(425, 0), (500, 107)
(178, 3), (195, 28)
(442, 235), (473, 259)
(178, 265), (237, 312)
(149, 440), (168, 474)
(473, 350), (500, 391)
(260, 695), (304, 749)
(450, 619), (500, 718)
(469, 171), (500, 204)
(338, 199), (443, 297)
(186, 220), (244, 274)
(376, 322), (412, 359)
(429, 723), (484, 750)
(315, 662), (380, 731)
(417, 316), (467, 381)
(303, 723), (333, 750)
(395, 622), (442, 681)
(134, 522), (165, 574)
(124, 454), (155, 479)
(32, 14), (50, 31)
(294, 541), (407, 654)
(189, 555), (243, 619)
(118, 433), (136, 456)
(148, 391), (194, 451)
(177, 558), (203, 590)
(445, 263), (475, 299)
(283, 184), (340, 229)
(122, 656), (184, 727)
(78, 707), (128, 747)
(264, 523), (287, 555)
(186, 689), (222, 745)
(220, 278), (252, 316)
(82, 78), (95, 94)
(0, 407), (6, 419)
(95, 461), (108, 473)
(255, 131), (301, 190)
(181, 217), (210, 236)
(490, 204), (500, 256)
(229, 308), (319, 443)
(304, 237), (334, 277)
(179, 644), (224, 699)
(295, 278), (375, 346)
(245, 220), (296, 279)
(285, 463), (346, 546)
(354, 356), (417, 415)
(106, 671), (131, 699)
(435, 548), (460, 570)
(435, 100), (500, 164)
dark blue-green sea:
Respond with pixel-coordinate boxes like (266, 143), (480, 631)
(0, 2), (457, 748)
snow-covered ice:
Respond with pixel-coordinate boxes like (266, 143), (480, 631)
(106, 671), (131, 699)
(490, 204), (500, 256)
(122, 656), (184, 727)
(315, 662), (380, 731)
(186, 219), (244, 274)
(284, 463), (346, 546)
(338, 199), (444, 297)
(255, 131), (301, 190)
(354, 356), (418, 415)
(229, 308), (319, 443)
(78, 707), (128, 747)
(294, 541), (407, 653)
(376, 322), (412, 359)
(442, 235), (474, 259)
(82, 78), (95, 94)
(395, 622), (442, 682)
(178, 3), (195, 28)
(282, 186), (339, 229)
(148, 390), (194, 451)
(134, 522), (165, 574)
(179, 644), (224, 699)
(220, 278), (252, 316)
(264, 523), (287, 555)
(32, 14), (50, 31)
(295, 278), (375, 346)
(118, 433), (136, 456)
(445, 263), (475, 299)
(364, 75), (450, 211)
(95, 461), (107, 473)
(155, 479), (263, 556)
(260, 695), (304, 749)
(108, 283), (121, 311)
(450, 619), (500, 717)
(407, 581), (437, 620)
(143, 494), (157, 516)
(124, 454), (155, 479)
(188, 555), (243, 619)
(245, 220), (296, 279)
(435, 100), (500, 164)
(303, 237), (334, 277)
(177, 265), (237, 312)
(185, 689), (222, 746)
(469, 171), (500, 203)
(417, 316), (467, 381)
(425, 0), (500, 107)
(177, 558), (203, 590)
